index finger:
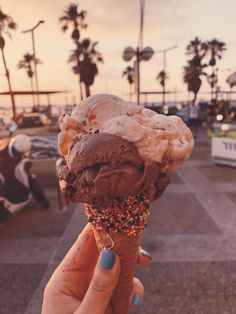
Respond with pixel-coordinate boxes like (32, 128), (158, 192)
(47, 223), (99, 300)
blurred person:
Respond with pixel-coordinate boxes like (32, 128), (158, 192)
(229, 106), (236, 122)
(206, 101), (217, 136)
(188, 102), (200, 138)
(217, 99), (229, 121)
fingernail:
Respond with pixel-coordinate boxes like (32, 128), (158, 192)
(132, 293), (141, 307)
(100, 249), (115, 270)
(141, 249), (152, 260)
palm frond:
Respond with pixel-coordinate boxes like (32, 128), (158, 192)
(97, 56), (103, 63)
(61, 25), (68, 33)
(58, 15), (69, 22)
(79, 10), (87, 19)
(7, 21), (17, 29)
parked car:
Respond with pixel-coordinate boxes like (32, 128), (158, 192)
(18, 113), (52, 128)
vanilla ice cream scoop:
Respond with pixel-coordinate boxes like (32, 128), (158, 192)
(58, 94), (194, 172)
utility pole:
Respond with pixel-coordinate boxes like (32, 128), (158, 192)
(22, 20), (45, 109)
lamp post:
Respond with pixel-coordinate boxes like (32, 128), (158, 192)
(22, 20), (45, 108)
(122, 46), (154, 105)
(156, 45), (178, 107)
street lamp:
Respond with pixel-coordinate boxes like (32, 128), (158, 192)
(122, 46), (154, 105)
(22, 20), (45, 108)
(155, 45), (178, 107)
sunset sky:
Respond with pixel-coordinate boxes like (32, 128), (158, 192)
(1, 0), (236, 109)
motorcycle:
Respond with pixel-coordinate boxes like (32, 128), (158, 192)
(0, 124), (50, 221)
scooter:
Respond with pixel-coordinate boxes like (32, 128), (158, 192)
(0, 124), (49, 220)
(55, 157), (66, 210)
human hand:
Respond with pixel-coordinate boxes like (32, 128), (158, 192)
(42, 223), (151, 314)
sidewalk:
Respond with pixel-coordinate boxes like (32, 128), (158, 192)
(0, 128), (236, 314)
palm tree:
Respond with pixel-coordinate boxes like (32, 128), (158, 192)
(59, 3), (87, 42)
(17, 53), (41, 106)
(206, 39), (226, 67)
(183, 37), (207, 104)
(59, 3), (87, 100)
(205, 39), (226, 100)
(156, 70), (169, 106)
(69, 38), (103, 98)
(207, 69), (218, 101)
(0, 8), (17, 118)
(183, 65), (205, 104)
(122, 65), (135, 101)
(156, 70), (168, 87)
(186, 37), (204, 56)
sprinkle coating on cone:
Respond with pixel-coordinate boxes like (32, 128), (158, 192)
(85, 194), (150, 236)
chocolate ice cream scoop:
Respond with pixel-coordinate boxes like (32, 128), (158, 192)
(67, 132), (143, 174)
(58, 94), (194, 172)
(59, 133), (169, 205)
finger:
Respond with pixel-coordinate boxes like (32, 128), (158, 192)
(75, 249), (121, 314)
(45, 223), (99, 301)
(129, 277), (144, 309)
(137, 247), (152, 266)
(61, 223), (98, 271)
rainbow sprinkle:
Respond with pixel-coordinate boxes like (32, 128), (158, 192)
(84, 194), (150, 236)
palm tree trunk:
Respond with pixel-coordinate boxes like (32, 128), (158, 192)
(79, 78), (83, 100)
(193, 92), (197, 104)
(162, 82), (165, 107)
(211, 72), (214, 101)
(30, 76), (35, 107)
(85, 83), (90, 98)
(211, 66), (215, 101)
(1, 48), (16, 119)
(129, 83), (132, 101)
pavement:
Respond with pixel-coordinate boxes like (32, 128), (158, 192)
(0, 128), (236, 314)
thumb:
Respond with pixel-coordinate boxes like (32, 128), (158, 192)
(75, 248), (121, 314)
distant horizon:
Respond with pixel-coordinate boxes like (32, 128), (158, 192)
(1, 93), (236, 112)
(1, 0), (236, 109)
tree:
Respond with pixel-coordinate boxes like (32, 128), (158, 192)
(122, 65), (135, 101)
(183, 65), (205, 104)
(0, 7), (17, 118)
(156, 70), (169, 107)
(156, 70), (168, 87)
(183, 37), (207, 104)
(186, 36), (204, 56)
(204, 39), (226, 100)
(59, 2), (87, 42)
(207, 69), (218, 101)
(69, 38), (103, 98)
(206, 39), (226, 67)
(17, 53), (41, 106)
(59, 2), (88, 99)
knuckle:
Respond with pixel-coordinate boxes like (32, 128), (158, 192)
(91, 275), (113, 294)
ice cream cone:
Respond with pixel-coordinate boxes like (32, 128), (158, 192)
(57, 93), (194, 314)
(85, 194), (150, 314)
(94, 228), (141, 314)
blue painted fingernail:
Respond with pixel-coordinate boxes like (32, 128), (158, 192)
(132, 293), (141, 306)
(141, 249), (152, 260)
(100, 249), (115, 270)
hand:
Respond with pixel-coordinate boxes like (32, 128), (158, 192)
(42, 223), (151, 314)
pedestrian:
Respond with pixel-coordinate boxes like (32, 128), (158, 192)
(188, 102), (200, 138)
(206, 101), (217, 136)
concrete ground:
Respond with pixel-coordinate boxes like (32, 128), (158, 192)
(0, 128), (236, 314)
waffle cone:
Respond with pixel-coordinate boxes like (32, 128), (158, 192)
(94, 228), (140, 314)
